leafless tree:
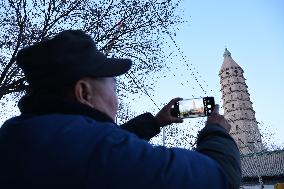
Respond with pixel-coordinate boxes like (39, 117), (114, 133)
(149, 119), (205, 149)
(0, 0), (184, 120)
(258, 121), (284, 151)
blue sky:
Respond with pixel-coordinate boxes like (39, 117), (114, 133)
(130, 0), (284, 146)
(0, 0), (283, 146)
(181, 0), (284, 145)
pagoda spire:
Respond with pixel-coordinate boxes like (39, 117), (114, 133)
(219, 48), (263, 154)
(223, 48), (231, 58)
(219, 48), (241, 75)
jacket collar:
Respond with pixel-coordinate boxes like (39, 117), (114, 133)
(18, 94), (115, 124)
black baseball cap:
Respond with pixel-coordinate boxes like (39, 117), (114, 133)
(16, 30), (132, 90)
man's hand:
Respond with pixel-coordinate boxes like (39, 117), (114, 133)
(206, 104), (231, 132)
(155, 98), (183, 127)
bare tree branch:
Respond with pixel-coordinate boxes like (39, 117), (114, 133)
(0, 0), (184, 122)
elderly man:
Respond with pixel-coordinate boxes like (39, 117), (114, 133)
(0, 30), (241, 189)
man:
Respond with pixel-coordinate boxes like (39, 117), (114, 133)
(0, 30), (241, 189)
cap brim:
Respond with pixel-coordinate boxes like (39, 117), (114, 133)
(98, 58), (132, 77)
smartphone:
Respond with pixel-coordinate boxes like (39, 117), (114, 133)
(171, 97), (215, 118)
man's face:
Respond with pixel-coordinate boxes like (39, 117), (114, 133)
(89, 77), (118, 121)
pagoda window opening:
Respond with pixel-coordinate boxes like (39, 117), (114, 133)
(232, 104), (235, 108)
(226, 71), (230, 75)
(236, 125), (239, 133)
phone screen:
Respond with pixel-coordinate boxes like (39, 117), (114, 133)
(178, 98), (206, 118)
(170, 97), (215, 119)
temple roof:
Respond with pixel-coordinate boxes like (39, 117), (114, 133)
(241, 150), (284, 180)
(219, 48), (241, 74)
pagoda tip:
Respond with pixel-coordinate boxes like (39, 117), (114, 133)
(223, 48), (231, 58)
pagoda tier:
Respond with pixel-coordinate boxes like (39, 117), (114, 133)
(219, 48), (263, 154)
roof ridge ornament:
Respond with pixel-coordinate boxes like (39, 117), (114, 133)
(223, 48), (231, 58)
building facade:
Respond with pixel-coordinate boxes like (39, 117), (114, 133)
(241, 150), (284, 189)
(218, 48), (283, 188)
(219, 48), (263, 154)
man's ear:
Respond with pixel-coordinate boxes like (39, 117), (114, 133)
(74, 79), (94, 108)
